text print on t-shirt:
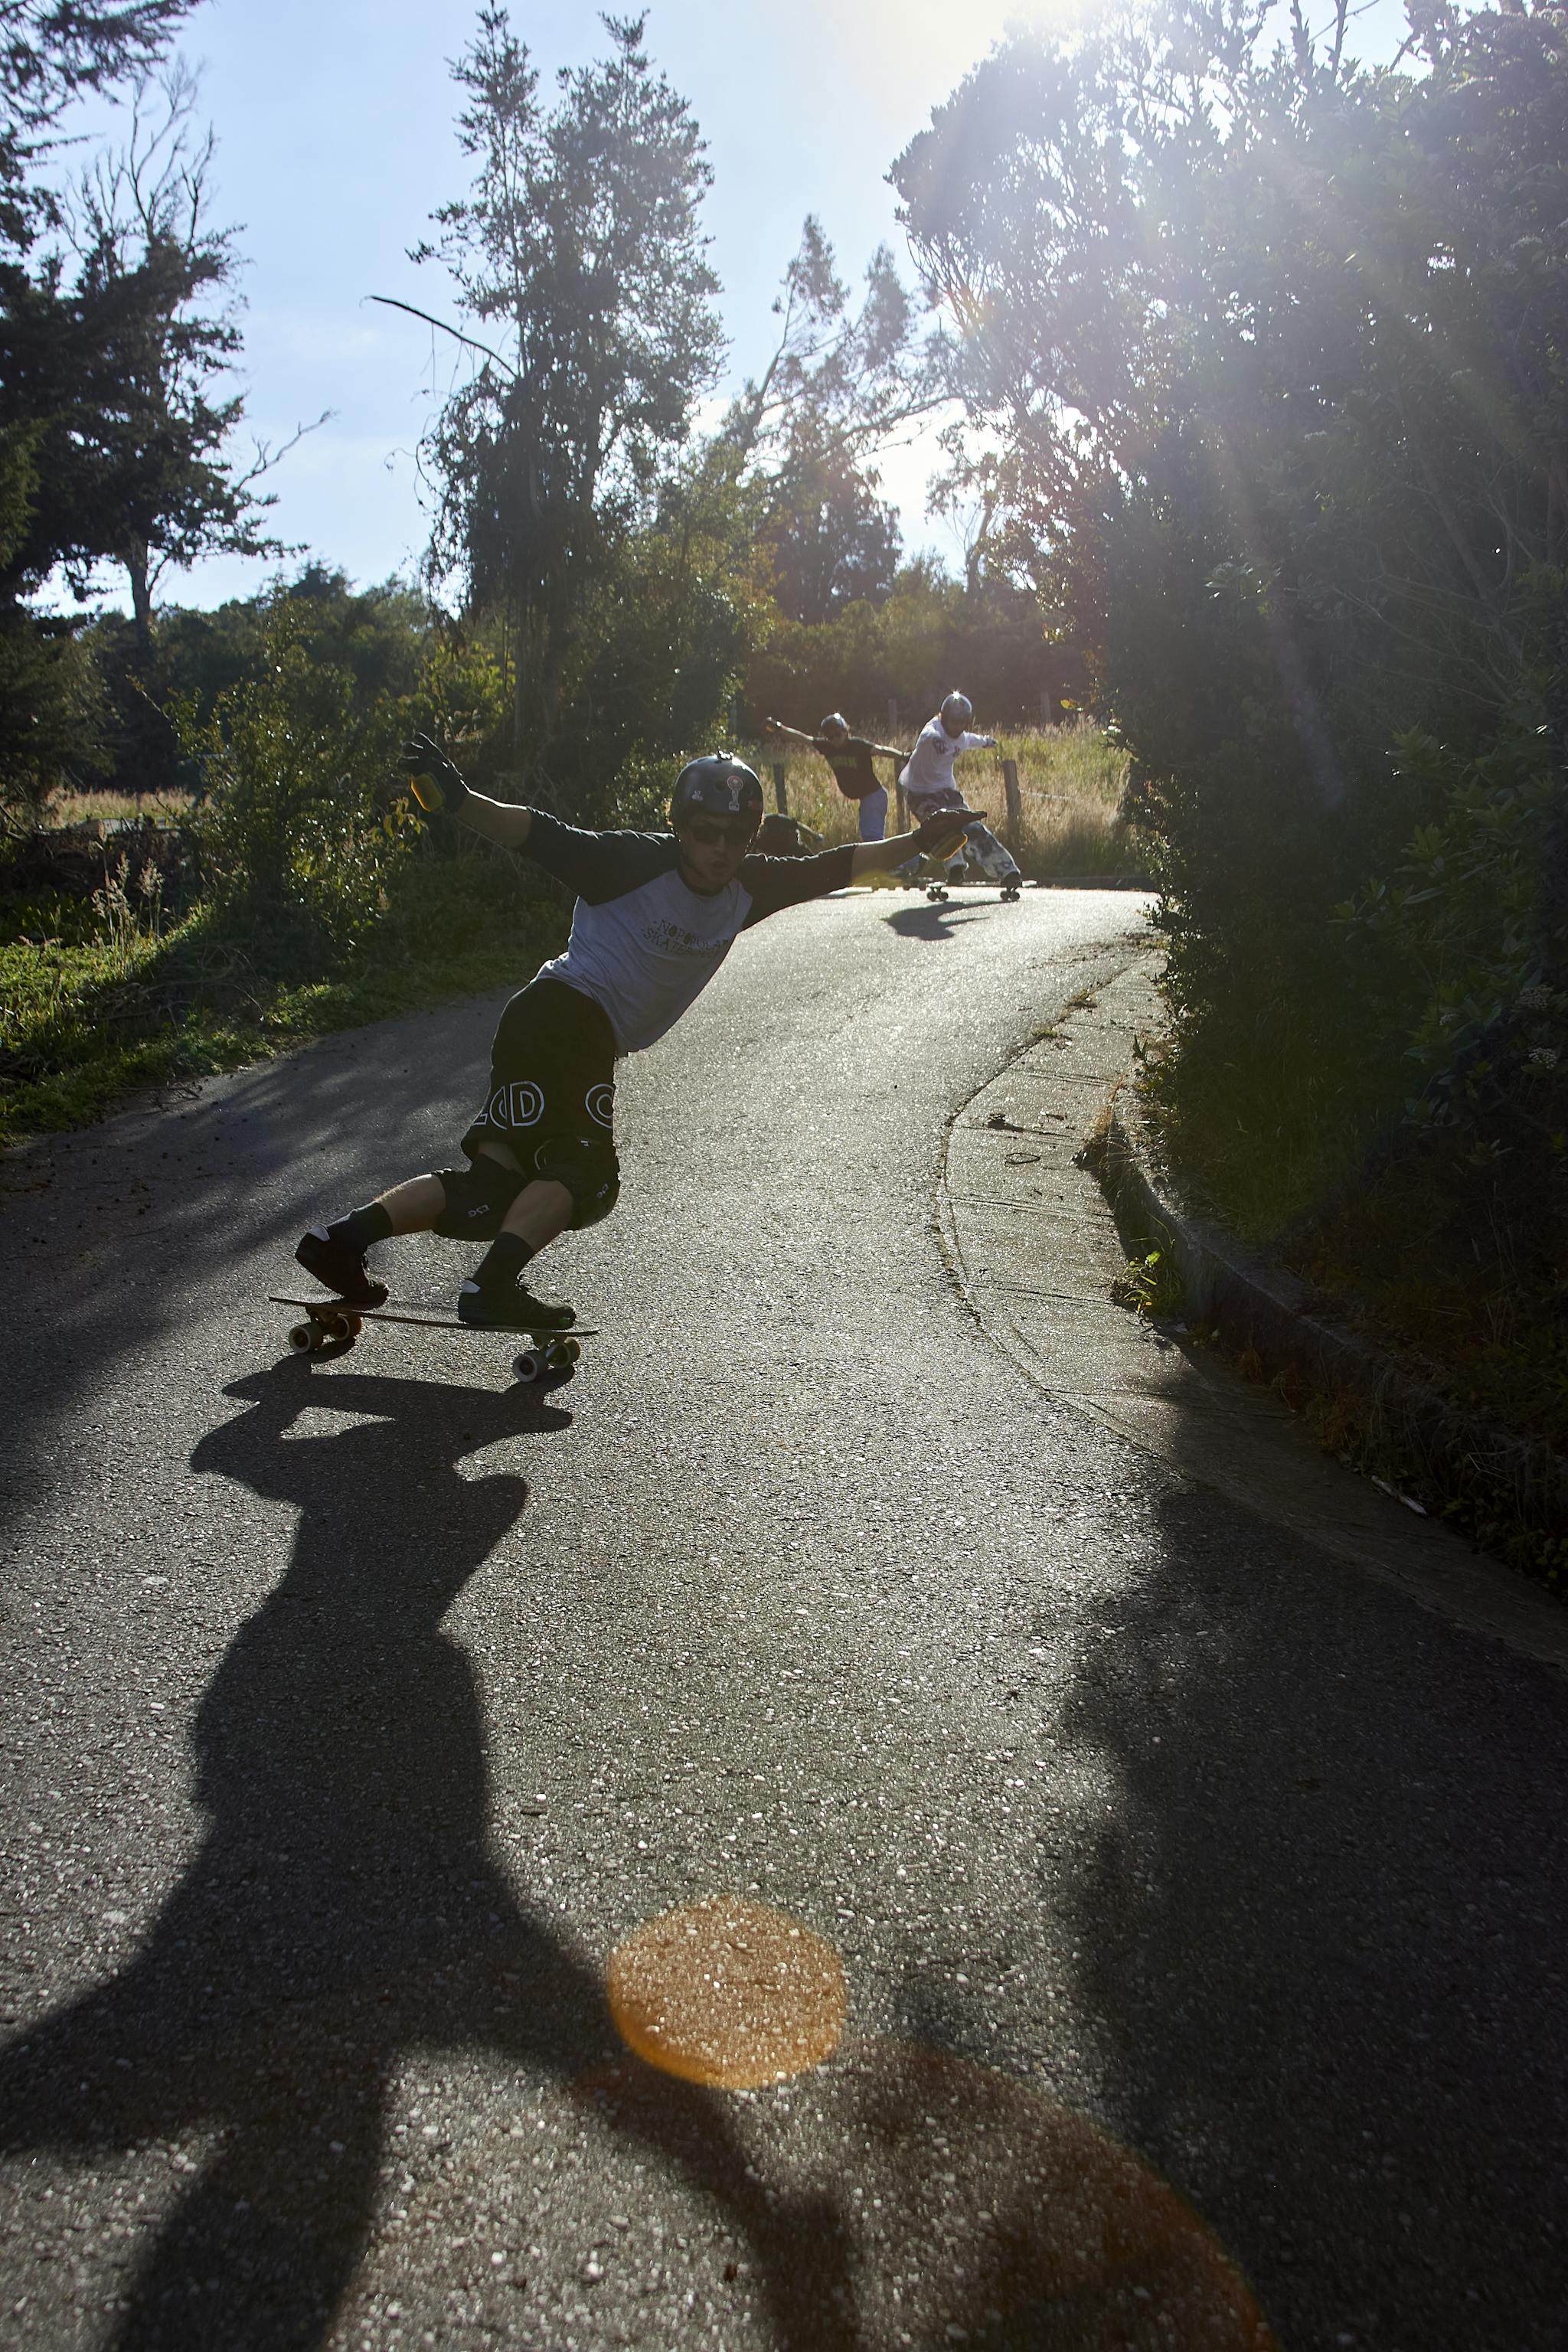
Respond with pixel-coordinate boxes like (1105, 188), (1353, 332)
(643, 914), (728, 957)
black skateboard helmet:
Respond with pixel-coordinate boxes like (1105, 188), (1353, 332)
(670, 753), (765, 826)
(818, 711), (849, 742)
(939, 691), (974, 734)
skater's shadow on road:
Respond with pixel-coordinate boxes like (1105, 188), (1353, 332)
(883, 901), (988, 942)
(0, 1357), (858, 2350)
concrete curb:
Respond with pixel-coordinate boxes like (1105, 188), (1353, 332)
(1094, 1102), (1568, 1570)
(937, 953), (1568, 1673)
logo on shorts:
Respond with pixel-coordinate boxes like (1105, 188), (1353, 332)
(585, 1083), (614, 1129)
(485, 1080), (544, 1130)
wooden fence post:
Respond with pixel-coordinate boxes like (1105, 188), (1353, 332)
(771, 762), (788, 814)
(1003, 757), (1022, 850)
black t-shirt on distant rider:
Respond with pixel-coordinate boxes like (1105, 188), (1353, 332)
(814, 735), (886, 800)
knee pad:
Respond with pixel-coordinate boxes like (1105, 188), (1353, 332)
(529, 1135), (621, 1231)
(432, 1158), (523, 1241)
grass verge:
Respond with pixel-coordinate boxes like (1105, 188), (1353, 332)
(1, 841), (567, 1148)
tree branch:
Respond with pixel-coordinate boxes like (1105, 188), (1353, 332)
(368, 292), (517, 380)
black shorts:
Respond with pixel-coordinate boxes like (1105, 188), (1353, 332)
(460, 976), (620, 1230)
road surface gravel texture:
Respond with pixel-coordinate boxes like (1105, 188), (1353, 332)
(1, 885), (1564, 2350)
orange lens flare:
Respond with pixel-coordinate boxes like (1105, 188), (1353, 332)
(606, 1896), (847, 2090)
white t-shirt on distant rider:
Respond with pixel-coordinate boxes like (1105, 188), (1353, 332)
(900, 718), (995, 805)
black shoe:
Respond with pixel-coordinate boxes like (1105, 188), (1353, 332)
(456, 1279), (576, 1333)
(295, 1228), (389, 1308)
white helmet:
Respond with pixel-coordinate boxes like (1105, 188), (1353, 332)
(939, 692), (973, 735)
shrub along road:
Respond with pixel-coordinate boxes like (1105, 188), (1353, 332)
(0, 885), (1563, 2350)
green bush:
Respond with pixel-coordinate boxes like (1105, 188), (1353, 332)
(177, 599), (416, 949)
(1341, 720), (1561, 1105)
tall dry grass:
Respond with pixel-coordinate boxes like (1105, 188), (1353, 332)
(737, 719), (1141, 877)
(41, 787), (196, 829)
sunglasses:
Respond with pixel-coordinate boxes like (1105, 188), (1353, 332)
(681, 817), (758, 848)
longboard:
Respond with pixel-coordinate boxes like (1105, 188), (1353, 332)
(864, 811), (1021, 900)
(903, 806), (1027, 900)
(270, 1295), (596, 1383)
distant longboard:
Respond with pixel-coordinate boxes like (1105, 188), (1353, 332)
(270, 1295), (596, 1383)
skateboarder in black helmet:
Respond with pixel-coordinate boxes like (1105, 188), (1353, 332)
(294, 743), (984, 1332)
(766, 711), (907, 841)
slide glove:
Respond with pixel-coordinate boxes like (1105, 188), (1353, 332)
(401, 732), (470, 815)
(913, 805), (984, 860)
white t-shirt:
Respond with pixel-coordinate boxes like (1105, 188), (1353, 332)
(538, 864), (760, 1055)
(900, 719), (994, 803)
(523, 814), (854, 1055)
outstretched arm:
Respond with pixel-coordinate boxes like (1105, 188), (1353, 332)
(842, 733), (906, 763)
(766, 717), (815, 746)
(455, 793), (534, 852)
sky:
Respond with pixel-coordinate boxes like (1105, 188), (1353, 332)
(52, 0), (1416, 616)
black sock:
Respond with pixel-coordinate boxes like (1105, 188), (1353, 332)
(328, 1203), (393, 1252)
(475, 1231), (534, 1290)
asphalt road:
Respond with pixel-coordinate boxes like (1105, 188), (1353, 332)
(1, 884), (1565, 2352)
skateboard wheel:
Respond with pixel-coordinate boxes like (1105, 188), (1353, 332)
(288, 1323), (313, 1354)
(514, 1348), (544, 1384)
(546, 1338), (580, 1371)
(325, 1312), (355, 1343)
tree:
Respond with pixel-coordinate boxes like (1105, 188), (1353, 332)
(0, 0), (198, 252)
(742, 555), (1060, 735)
(720, 214), (939, 472)
(715, 215), (960, 626)
(1, 18), (318, 812)
(56, 65), (308, 647)
(760, 419), (901, 625)
(85, 562), (443, 801)
(0, 2), (203, 818)
(891, 0), (1568, 1224)
(893, 2), (1568, 769)
(407, 8), (724, 782)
